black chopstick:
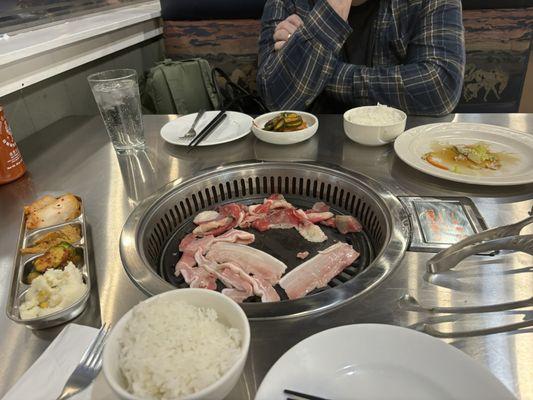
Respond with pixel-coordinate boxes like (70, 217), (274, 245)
(284, 389), (330, 400)
(187, 111), (227, 149)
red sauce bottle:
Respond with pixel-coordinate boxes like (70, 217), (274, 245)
(0, 106), (26, 185)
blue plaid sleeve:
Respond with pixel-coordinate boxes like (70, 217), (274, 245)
(257, 0), (352, 110)
(258, 0), (465, 116)
(325, 0), (465, 116)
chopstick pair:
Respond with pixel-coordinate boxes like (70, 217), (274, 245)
(284, 389), (330, 400)
(187, 110), (227, 151)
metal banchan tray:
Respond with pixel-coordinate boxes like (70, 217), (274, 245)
(6, 195), (91, 329)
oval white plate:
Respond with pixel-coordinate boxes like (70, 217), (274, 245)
(394, 122), (533, 186)
(255, 324), (515, 400)
(160, 111), (253, 146)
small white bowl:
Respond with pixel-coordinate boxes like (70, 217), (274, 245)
(252, 111), (318, 145)
(103, 289), (250, 400)
(343, 105), (407, 146)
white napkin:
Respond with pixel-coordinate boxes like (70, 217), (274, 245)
(3, 323), (99, 400)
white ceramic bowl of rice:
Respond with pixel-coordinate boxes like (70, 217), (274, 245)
(103, 289), (250, 400)
(343, 104), (407, 146)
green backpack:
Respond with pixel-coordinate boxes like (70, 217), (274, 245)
(141, 58), (222, 114)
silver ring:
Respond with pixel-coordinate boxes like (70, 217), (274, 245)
(287, 33), (292, 40)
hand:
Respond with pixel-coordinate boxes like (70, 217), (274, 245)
(326, 0), (352, 20)
(273, 14), (303, 51)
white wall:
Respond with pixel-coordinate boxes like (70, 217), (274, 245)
(1, 37), (164, 141)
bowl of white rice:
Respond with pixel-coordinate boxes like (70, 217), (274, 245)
(103, 289), (250, 400)
(343, 104), (407, 146)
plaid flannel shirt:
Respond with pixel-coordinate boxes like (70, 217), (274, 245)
(257, 0), (465, 116)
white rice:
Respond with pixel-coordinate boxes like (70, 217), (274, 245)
(119, 297), (242, 400)
(347, 104), (402, 126)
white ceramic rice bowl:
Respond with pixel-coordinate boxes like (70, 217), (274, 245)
(343, 105), (407, 146)
(103, 289), (250, 400)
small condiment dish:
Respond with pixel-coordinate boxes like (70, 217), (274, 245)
(252, 111), (318, 145)
(343, 105), (406, 146)
(103, 289), (250, 400)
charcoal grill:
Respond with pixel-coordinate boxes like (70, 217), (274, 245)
(120, 161), (410, 319)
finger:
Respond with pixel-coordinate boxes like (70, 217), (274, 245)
(273, 28), (292, 42)
(286, 14), (303, 28)
(275, 20), (298, 35)
(274, 41), (286, 51)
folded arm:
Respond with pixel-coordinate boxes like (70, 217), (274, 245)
(257, 0), (352, 111)
(257, 0), (465, 116)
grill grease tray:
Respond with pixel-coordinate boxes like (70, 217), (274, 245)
(120, 162), (410, 319)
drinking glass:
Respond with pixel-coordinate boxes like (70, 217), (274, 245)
(88, 69), (145, 153)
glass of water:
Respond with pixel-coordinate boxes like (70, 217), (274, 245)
(88, 69), (145, 153)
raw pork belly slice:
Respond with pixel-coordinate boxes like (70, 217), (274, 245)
(335, 215), (363, 234)
(307, 201), (363, 235)
(175, 229), (255, 286)
(251, 208), (302, 231)
(191, 203), (247, 237)
(206, 242), (287, 285)
(296, 251), (310, 259)
(180, 266), (217, 290)
(192, 216), (233, 237)
(279, 242), (359, 300)
(304, 211), (334, 224)
(195, 253), (253, 297)
(193, 210), (220, 225)
(297, 222), (327, 242)
(195, 252), (280, 302)
(310, 202), (330, 213)
(251, 207), (328, 243)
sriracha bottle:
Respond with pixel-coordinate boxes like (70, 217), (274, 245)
(0, 106), (26, 185)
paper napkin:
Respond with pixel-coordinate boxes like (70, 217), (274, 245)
(2, 323), (99, 400)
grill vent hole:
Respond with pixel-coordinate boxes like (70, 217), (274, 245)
(211, 186), (219, 203)
(198, 191), (206, 208)
(185, 198), (193, 215)
(191, 194), (199, 212)
(204, 188), (212, 206)
(169, 207), (178, 227)
(332, 186), (338, 205)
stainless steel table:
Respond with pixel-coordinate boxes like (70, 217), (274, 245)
(0, 114), (531, 399)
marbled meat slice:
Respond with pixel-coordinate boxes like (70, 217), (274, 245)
(192, 216), (234, 237)
(193, 210), (220, 225)
(205, 242), (287, 285)
(279, 242), (359, 300)
(196, 252), (280, 302)
(175, 229), (255, 287)
(310, 202), (330, 213)
(297, 222), (328, 242)
(296, 251), (310, 259)
(304, 211), (335, 224)
(191, 204), (247, 237)
(335, 215), (363, 234)
(251, 208), (327, 243)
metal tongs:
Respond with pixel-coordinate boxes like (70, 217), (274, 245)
(427, 207), (533, 274)
(399, 208), (533, 338)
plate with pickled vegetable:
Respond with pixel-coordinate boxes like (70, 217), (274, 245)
(394, 122), (533, 186)
(252, 111), (318, 145)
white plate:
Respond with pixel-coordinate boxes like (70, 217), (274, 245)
(255, 324), (515, 400)
(160, 111), (253, 146)
(394, 123), (533, 186)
